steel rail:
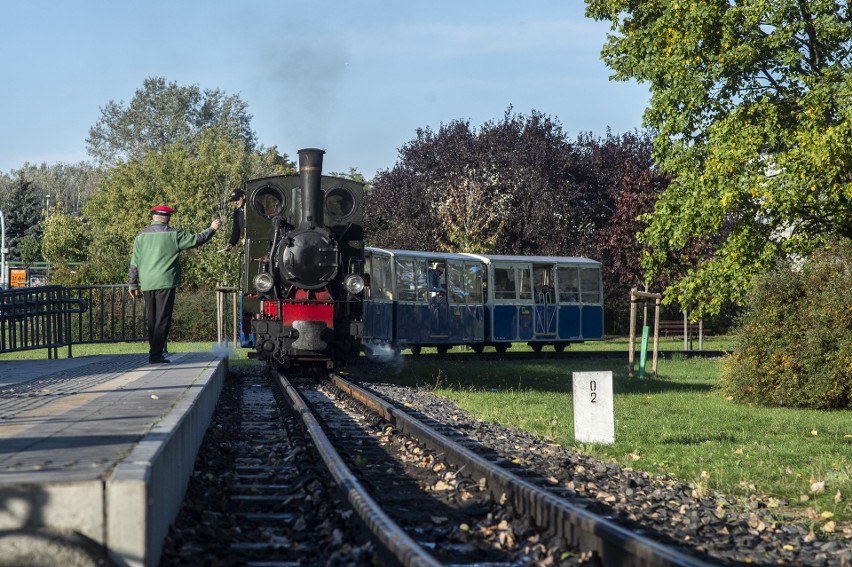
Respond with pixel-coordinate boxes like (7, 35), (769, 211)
(331, 373), (717, 567)
(272, 370), (442, 567)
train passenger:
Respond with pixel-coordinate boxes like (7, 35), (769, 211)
(128, 205), (221, 364)
(224, 189), (246, 252)
(428, 264), (446, 294)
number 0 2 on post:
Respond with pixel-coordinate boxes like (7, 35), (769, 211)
(572, 371), (614, 444)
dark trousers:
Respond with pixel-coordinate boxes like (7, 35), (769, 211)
(143, 288), (176, 361)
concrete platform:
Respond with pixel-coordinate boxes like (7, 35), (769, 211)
(0, 352), (227, 567)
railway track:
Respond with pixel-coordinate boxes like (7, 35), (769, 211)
(274, 369), (715, 566)
(161, 367), (376, 566)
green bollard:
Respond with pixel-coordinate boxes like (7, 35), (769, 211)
(638, 325), (650, 379)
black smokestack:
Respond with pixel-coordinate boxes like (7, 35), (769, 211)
(298, 148), (324, 229)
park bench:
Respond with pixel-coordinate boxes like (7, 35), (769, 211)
(657, 320), (711, 337)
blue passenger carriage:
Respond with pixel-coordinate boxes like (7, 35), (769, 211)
(362, 248), (603, 354)
(461, 254), (604, 352)
(362, 248), (486, 354)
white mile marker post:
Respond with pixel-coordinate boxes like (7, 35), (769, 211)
(572, 371), (614, 444)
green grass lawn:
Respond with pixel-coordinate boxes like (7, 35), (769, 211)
(0, 341), (253, 361)
(352, 348), (852, 530)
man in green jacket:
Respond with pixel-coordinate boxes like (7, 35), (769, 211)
(128, 205), (221, 364)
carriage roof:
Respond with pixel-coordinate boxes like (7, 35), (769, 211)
(460, 253), (600, 266)
(366, 247), (599, 266)
(365, 247), (480, 263)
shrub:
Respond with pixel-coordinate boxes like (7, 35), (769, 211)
(64, 287), (220, 343)
(720, 240), (852, 409)
(169, 288), (220, 341)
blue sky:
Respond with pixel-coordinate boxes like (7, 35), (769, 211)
(0, 0), (649, 180)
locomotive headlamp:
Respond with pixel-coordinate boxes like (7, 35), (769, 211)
(343, 274), (365, 295)
(253, 272), (274, 293)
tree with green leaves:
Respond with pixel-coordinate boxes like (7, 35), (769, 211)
(17, 234), (41, 267)
(81, 131), (293, 286)
(0, 173), (46, 261)
(80, 77), (293, 287)
(586, 0), (852, 317)
(328, 167), (369, 185)
(9, 162), (103, 215)
(578, 130), (671, 332)
(42, 206), (91, 264)
(86, 76), (257, 165)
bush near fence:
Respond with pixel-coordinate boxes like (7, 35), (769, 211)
(64, 287), (221, 343)
(169, 289), (220, 341)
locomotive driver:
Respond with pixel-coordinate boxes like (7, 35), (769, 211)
(223, 188), (246, 251)
(128, 205), (221, 364)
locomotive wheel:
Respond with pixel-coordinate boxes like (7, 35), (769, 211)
(437, 345), (449, 355)
(554, 343), (566, 352)
(472, 344), (484, 354)
(530, 343), (543, 353)
(410, 345), (422, 355)
(495, 344), (508, 353)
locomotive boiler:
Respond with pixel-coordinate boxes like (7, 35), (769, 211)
(240, 148), (365, 368)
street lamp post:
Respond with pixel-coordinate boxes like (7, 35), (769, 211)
(0, 209), (7, 290)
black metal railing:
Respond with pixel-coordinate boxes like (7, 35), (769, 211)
(0, 284), (149, 358)
(0, 286), (90, 358)
(64, 285), (147, 345)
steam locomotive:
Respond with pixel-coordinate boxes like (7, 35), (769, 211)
(236, 148), (604, 369)
(239, 148), (366, 368)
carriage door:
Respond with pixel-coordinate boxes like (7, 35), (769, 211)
(364, 253), (393, 342)
(533, 265), (557, 338)
(428, 260), (450, 340)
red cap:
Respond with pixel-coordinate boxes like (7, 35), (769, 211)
(151, 205), (175, 215)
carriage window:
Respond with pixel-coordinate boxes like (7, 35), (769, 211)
(518, 267), (533, 301)
(415, 260), (429, 301)
(251, 185), (286, 219)
(534, 267), (554, 304)
(446, 262), (466, 304)
(557, 267), (580, 303)
(493, 267), (516, 300)
(377, 256), (393, 300)
(395, 258), (417, 301)
(397, 258), (428, 302)
(368, 255), (392, 301)
(325, 187), (357, 220)
(580, 268), (601, 304)
(427, 262), (446, 294)
(465, 263), (484, 303)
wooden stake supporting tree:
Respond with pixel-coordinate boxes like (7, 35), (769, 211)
(628, 287), (662, 378)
